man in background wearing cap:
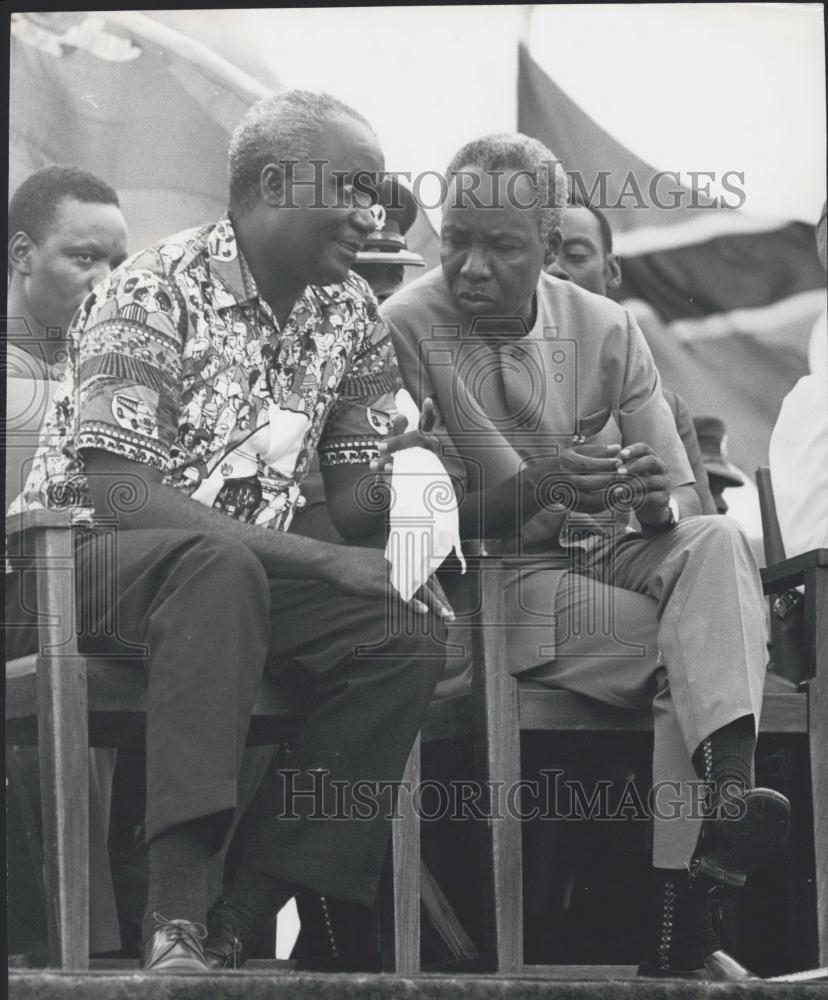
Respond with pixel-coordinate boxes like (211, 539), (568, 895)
(352, 177), (425, 303)
(693, 417), (744, 516)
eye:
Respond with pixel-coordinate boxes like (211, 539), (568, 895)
(73, 253), (96, 266)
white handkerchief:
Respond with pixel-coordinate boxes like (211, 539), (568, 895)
(385, 390), (466, 602)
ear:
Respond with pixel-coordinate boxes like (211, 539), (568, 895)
(606, 253), (622, 289)
(259, 163), (287, 209)
(8, 231), (34, 276)
(545, 226), (563, 264)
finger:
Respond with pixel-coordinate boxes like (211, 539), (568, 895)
(389, 412), (408, 437)
(428, 575), (456, 621)
(417, 580), (456, 621)
(560, 451), (623, 473)
(617, 442), (654, 464)
(410, 597), (429, 615)
(420, 397), (436, 434)
(571, 442), (622, 458)
(617, 455), (668, 477)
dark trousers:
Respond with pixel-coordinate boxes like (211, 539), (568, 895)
(7, 526), (447, 906)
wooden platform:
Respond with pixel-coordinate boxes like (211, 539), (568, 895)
(9, 968), (828, 1000)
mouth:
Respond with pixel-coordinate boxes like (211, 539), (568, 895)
(456, 290), (494, 305)
(334, 238), (362, 259)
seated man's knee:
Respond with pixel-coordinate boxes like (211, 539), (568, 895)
(180, 533), (269, 600)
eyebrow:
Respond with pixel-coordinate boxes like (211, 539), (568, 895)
(562, 236), (598, 249)
(443, 224), (526, 240)
(64, 241), (110, 253)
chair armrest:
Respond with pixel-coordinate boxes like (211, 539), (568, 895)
(6, 509), (75, 540)
(760, 548), (828, 594)
(6, 510), (77, 569)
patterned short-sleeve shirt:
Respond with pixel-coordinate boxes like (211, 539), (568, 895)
(10, 218), (401, 531)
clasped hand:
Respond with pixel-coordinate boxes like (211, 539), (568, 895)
(553, 440), (670, 523)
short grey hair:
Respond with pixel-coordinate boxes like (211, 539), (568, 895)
(445, 133), (569, 242)
(228, 89), (377, 216)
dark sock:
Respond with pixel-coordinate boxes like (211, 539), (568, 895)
(643, 867), (718, 971)
(692, 715), (755, 813)
(209, 869), (295, 952)
(142, 817), (214, 944)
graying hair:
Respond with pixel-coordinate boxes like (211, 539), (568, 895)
(445, 133), (569, 242)
(227, 89), (376, 215)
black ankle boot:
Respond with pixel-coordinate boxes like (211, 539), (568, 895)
(203, 898), (248, 970)
(692, 787), (791, 889)
(637, 870), (756, 980)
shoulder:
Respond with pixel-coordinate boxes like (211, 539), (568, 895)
(537, 272), (630, 332)
(380, 267), (452, 337)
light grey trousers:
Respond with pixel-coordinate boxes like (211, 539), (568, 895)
(509, 514), (766, 868)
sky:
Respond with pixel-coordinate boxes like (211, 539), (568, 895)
(152, 4), (826, 227)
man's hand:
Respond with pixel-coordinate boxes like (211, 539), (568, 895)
(615, 442), (671, 525)
(323, 543), (455, 621)
(546, 440), (670, 521)
(369, 397), (440, 474)
(553, 441), (624, 513)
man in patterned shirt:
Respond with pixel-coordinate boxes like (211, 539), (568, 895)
(7, 90), (450, 972)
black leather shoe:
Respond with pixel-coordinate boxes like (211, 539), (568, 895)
(692, 787), (791, 889)
(142, 915), (209, 973)
(203, 927), (244, 970)
(638, 949), (758, 981)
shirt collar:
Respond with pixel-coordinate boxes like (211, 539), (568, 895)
(207, 217), (259, 308)
(206, 217), (348, 327)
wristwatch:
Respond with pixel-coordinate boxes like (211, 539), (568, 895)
(642, 494), (680, 533)
(662, 495), (681, 529)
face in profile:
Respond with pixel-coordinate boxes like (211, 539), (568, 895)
(441, 168), (547, 321)
(268, 114), (385, 288)
(21, 196), (129, 330)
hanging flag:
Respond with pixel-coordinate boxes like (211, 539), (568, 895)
(518, 43), (825, 476)
(9, 11), (272, 252)
(9, 10), (442, 270)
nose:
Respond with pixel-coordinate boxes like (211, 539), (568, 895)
(88, 261), (112, 291)
(548, 260), (570, 280)
(350, 205), (378, 236)
(460, 243), (492, 281)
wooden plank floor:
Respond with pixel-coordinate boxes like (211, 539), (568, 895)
(9, 968), (828, 1000)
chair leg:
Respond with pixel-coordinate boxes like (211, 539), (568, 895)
(379, 735), (421, 973)
(35, 529), (90, 969)
(37, 654), (90, 969)
(807, 564), (828, 966)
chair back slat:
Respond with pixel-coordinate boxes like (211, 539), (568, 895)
(756, 466), (787, 564)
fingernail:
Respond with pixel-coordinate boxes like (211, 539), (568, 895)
(442, 609), (455, 622)
(618, 467), (627, 475)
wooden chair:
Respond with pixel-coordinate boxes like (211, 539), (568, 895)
(5, 509), (420, 972)
(755, 467), (828, 965)
(411, 537), (821, 972)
